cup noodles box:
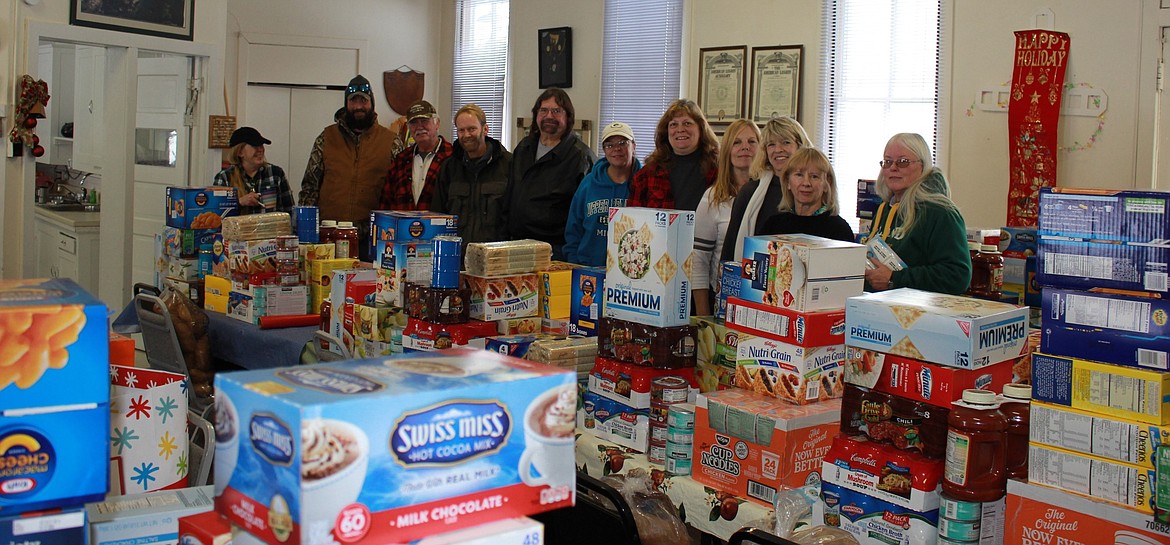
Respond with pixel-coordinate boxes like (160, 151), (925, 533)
(166, 186), (238, 229)
(1006, 479), (1170, 545)
(604, 207), (695, 328)
(568, 267), (605, 336)
(734, 333), (846, 404)
(738, 234), (866, 312)
(1031, 352), (1170, 425)
(1028, 442), (1161, 514)
(692, 388), (840, 506)
(1030, 401), (1169, 470)
(726, 296), (846, 347)
(461, 273), (539, 322)
(215, 349), (577, 545)
(843, 346), (1017, 409)
(845, 288), (1031, 369)
(820, 434), (944, 512)
(1042, 288), (1170, 371)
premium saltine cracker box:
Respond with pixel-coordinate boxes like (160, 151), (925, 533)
(604, 207), (695, 328)
(845, 288), (1031, 369)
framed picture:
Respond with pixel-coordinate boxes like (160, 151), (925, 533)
(70, 0), (195, 41)
(539, 27), (572, 89)
(749, 45), (804, 124)
(697, 46), (747, 124)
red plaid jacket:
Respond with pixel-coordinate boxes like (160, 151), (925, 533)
(628, 161), (716, 208)
(380, 137), (453, 211)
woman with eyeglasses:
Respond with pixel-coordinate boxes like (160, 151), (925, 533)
(693, 119), (760, 316)
(563, 122), (642, 267)
(862, 133), (971, 294)
(628, 99), (719, 211)
(720, 117), (811, 263)
(759, 147), (854, 242)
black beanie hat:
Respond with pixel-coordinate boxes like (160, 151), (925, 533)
(345, 75), (373, 105)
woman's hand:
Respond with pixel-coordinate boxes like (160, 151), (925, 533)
(240, 191), (262, 207)
(865, 259), (893, 290)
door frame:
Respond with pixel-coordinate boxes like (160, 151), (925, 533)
(1137, 0), (1170, 188)
(22, 21), (218, 307)
(234, 32), (366, 124)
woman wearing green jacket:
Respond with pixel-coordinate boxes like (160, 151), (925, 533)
(862, 133), (972, 294)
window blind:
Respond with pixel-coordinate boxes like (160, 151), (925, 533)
(452, 0), (510, 142)
(599, 0), (683, 159)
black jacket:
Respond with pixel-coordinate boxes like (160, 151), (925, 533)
(432, 136), (512, 244)
(505, 131), (595, 259)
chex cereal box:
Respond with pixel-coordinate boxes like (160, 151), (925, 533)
(725, 296), (845, 347)
(692, 389), (839, 505)
(604, 207), (695, 328)
(215, 349), (576, 545)
(0, 279), (109, 513)
(733, 333), (846, 404)
(166, 186), (238, 229)
(1031, 352), (1170, 425)
(1005, 479), (1170, 545)
(739, 234), (866, 312)
(846, 288), (1031, 369)
(1042, 287), (1170, 371)
(843, 347), (1017, 408)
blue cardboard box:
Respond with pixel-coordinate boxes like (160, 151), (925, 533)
(1041, 287), (1170, 371)
(0, 506), (87, 544)
(855, 179), (881, 219)
(371, 211), (457, 265)
(715, 261), (741, 322)
(568, 267), (604, 337)
(0, 405), (108, 514)
(165, 186), (238, 229)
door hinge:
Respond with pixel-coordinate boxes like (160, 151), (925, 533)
(184, 78), (202, 127)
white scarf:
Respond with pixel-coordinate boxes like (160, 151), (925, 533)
(733, 170), (776, 261)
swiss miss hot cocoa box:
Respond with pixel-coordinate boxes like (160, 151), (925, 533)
(604, 207), (695, 328)
(692, 389), (839, 506)
(215, 348), (576, 545)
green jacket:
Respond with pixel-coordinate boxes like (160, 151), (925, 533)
(865, 171), (972, 294)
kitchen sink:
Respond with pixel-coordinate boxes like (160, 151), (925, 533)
(38, 202), (99, 212)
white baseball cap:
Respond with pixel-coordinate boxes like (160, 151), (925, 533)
(601, 121), (635, 143)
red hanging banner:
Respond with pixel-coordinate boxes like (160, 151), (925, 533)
(1007, 30), (1070, 227)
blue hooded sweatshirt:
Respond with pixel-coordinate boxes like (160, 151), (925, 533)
(564, 156), (642, 266)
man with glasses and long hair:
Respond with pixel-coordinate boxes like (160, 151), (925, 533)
(505, 87), (595, 260)
(299, 75), (396, 260)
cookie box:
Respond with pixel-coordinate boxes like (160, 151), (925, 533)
(0, 505), (87, 544)
(692, 389), (840, 506)
(820, 434), (943, 512)
(568, 267), (605, 336)
(1028, 442), (1160, 514)
(1005, 479), (1170, 545)
(401, 318), (497, 352)
(845, 288), (1031, 369)
(461, 273), (540, 321)
(165, 186), (238, 229)
(738, 234), (866, 312)
(1030, 401), (1169, 470)
(578, 391), (650, 452)
(726, 296), (846, 347)
(588, 357), (696, 409)
(604, 207), (695, 328)
(1041, 287), (1170, 371)
(733, 333), (846, 404)
(820, 481), (939, 545)
(1031, 352), (1170, 425)
(843, 346), (1018, 408)
(598, 316), (696, 369)
(692, 316), (739, 392)
(838, 383), (948, 459)
(215, 349), (576, 545)
(377, 241), (435, 307)
(372, 211), (457, 262)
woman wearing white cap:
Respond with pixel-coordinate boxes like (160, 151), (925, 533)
(564, 121), (642, 267)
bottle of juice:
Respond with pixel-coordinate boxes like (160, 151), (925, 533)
(943, 389), (1007, 502)
(1001, 383), (1032, 480)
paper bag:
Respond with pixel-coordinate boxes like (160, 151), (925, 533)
(109, 364), (189, 495)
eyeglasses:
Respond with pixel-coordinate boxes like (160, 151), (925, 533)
(603, 139), (630, 150)
(879, 158), (922, 169)
(538, 107), (564, 116)
(346, 82), (372, 95)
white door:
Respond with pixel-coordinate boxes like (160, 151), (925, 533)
(134, 53), (193, 286)
(1158, 26), (1170, 189)
(244, 85), (343, 201)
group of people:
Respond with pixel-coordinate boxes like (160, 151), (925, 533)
(213, 74), (973, 307)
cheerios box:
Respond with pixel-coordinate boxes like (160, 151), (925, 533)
(692, 389), (840, 506)
(166, 186), (238, 229)
(738, 234), (866, 312)
(215, 348), (576, 545)
(604, 207), (695, 328)
(845, 288), (1031, 369)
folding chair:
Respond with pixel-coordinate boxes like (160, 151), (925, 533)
(532, 471), (641, 545)
(312, 330), (351, 362)
(187, 408), (215, 487)
(134, 291), (212, 418)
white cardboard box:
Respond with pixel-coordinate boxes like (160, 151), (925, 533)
(604, 207), (695, 327)
(738, 234), (866, 312)
(87, 485), (215, 545)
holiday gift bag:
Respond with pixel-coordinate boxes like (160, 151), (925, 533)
(109, 364), (189, 495)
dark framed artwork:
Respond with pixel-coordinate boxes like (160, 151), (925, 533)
(538, 27), (572, 89)
(70, 0), (195, 41)
(749, 45), (804, 123)
(697, 45), (747, 124)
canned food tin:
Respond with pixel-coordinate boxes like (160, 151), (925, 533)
(666, 426), (693, 444)
(665, 455), (691, 476)
(432, 236), (463, 289)
(935, 537), (978, 545)
(650, 423), (668, 443)
(647, 440), (667, 464)
(937, 517), (981, 542)
(665, 440), (691, 459)
(649, 402), (670, 426)
(939, 494), (986, 522)
(667, 403), (695, 430)
(652, 375), (691, 404)
(294, 206), (319, 243)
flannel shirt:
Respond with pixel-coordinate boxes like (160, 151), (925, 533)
(213, 163), (295, 214)
(628, 161), (716, 209)
(381, 137), (453, 211)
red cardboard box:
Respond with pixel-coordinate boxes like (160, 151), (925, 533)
(842, 346), (1017, 408)
(179, 510), (231, 545)
(589, 357), (697, 409)
(725, 297), (845, 347)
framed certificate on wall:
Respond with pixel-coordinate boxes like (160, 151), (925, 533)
(749, 45), (804, 123)
(698, 46), (747, 124)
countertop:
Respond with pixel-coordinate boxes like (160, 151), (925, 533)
(34, 205), (101, 229)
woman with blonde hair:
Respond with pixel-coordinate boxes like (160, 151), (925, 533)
(862, 133), (970, 294)
(720, 117), (811, 262)
(693, 119), (760, 315)
(760, 147), (854, 242)
(213, 127), (294, 214)
(628, 99), (720, 210)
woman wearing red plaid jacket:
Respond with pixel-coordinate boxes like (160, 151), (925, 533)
(628, 99), (719, 211)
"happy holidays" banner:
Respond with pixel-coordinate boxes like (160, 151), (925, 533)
(1007, 30), (1070, 227)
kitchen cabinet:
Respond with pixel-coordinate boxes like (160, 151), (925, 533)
(35, 43), (75, 166)
(71, 45), (105, 174)
(34, 208), (100, 295)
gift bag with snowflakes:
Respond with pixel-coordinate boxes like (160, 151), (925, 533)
(108, 364), (189, 495)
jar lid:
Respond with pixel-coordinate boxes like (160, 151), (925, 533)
(980, 244), (999, 252)
(968, 241), (981, 251)
(338, 221), (354, 227)
(1002, 383), (1032, 400)
(961, 388), (997, 405)
(320, 220), (338, 227)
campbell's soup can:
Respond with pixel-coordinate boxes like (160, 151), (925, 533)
(652, 376), (690, 405)
(294, 206), (319, 243)
(647, 440), (667, 465)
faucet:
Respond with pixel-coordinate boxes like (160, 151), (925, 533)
(52, 183), (86, 204)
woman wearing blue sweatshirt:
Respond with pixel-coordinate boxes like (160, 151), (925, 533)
(564, 122), (643, 266)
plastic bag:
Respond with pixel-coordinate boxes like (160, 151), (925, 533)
(157, 287), (213, 398)
(789, 525), (861, 545)
(600, 468), (689, 545)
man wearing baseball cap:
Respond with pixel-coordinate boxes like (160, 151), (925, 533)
(299, 74), (395, 260)
(563, 121), (641, 266)
(381, 99), (452, 211)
